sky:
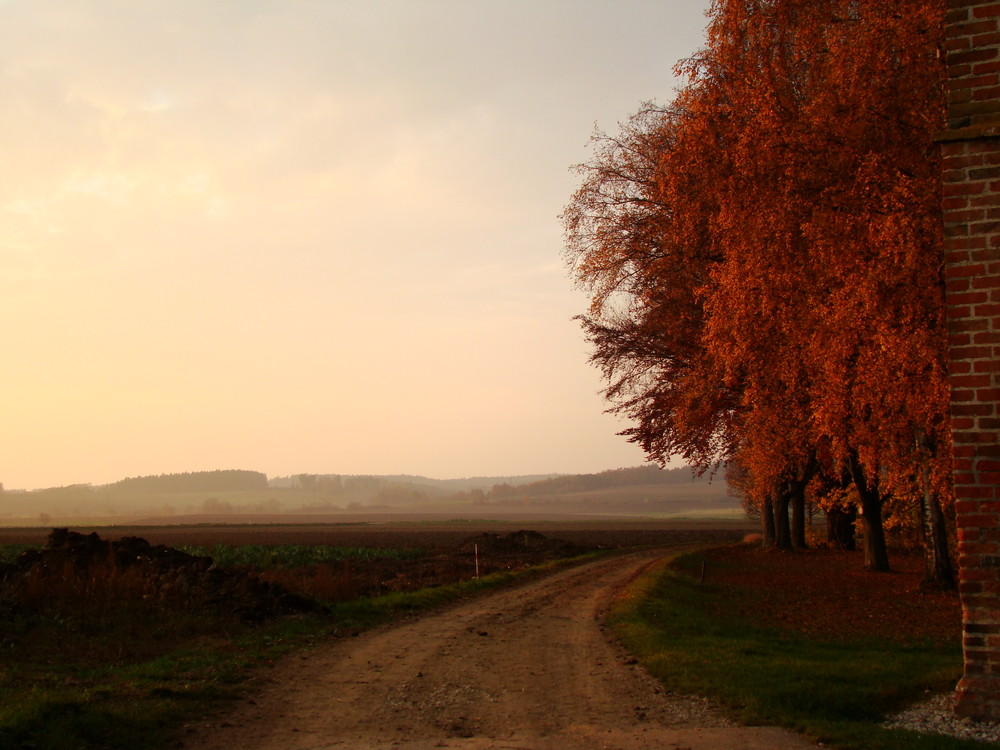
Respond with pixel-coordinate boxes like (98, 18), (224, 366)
(0, 0), (713, 491)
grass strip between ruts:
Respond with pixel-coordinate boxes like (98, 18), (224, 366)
(607, 547), (993, 750)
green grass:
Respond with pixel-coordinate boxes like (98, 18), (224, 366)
(0, 543), (38, 563)
(0, 615), (258, 750)
(608, 551), (989, 750)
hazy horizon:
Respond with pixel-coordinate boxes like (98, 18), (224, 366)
(7, 465), (606, 493)
(1, 1), (713, 492)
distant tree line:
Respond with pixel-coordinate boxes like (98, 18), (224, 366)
(106, 470), (268, 495)
(512, 465), (704, 496)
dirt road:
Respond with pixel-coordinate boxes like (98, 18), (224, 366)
(182, 550), (818, 750)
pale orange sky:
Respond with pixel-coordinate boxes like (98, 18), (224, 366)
(1, 1), (712, 490)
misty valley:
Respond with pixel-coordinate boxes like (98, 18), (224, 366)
(0, 465), (738, 526)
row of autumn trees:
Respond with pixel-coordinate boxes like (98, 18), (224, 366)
(564, 0), (955, 583)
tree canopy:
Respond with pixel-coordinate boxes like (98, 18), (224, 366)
(564, 0), (950, 574)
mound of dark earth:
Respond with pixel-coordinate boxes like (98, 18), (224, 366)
(0, 528), (323, 622)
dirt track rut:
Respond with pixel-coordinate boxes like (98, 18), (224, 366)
(182, 550), (818, 750)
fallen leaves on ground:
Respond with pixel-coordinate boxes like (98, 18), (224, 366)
(695, 545), (960, 645)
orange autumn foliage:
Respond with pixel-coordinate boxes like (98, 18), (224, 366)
(564, 0), (950, 571)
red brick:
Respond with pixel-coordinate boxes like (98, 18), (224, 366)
(975, 527), (1000, 546)
(973, 547), (1000, 563)
(947, 6), (970, 23)
(951, 49), (1000, 67)
(952, 345), (996, 358)
(952, 209), (989, 222)
(951, 290), (992, 305)
(963, 153), (990, 166)
(955, 446), (980, 459)
(947, 181), (989, 197)
(970, 140), (1000, 155)
(955, 374), (995, 387)
(947, 236), (990, 251)
(952, 334), (974, 348)
(961, 565), (997, 581)
(957, 499), (981, 514)
(974, 86), (1000, 100)
(973, 4), (1000, 19)
(973, 274), (1000, 288)
(961, 12), (999, 26)
(957, 484), (1000, 498)
(954, 426), (1000, 440)
(955, 73), (1000, 92)
(952, 318), (992, 333)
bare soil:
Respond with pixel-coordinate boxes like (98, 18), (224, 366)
(180, 549), (818, 750)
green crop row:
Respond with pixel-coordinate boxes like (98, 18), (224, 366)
(0, 543), (425, 570)
(0, 545), (37, 564)
(175, 544), (425, 569)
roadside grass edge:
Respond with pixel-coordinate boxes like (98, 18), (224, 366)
(606, 546), (990, 750)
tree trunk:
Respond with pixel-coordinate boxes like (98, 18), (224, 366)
(772, 492), (791, 550)
(848, 454), (891, 572)
(859, 495), (890, 571)
(920, 463), (956, 588)
(826, 505), (857, 551)
(762, 496), (776, 548)
(791, 483), (807, 550)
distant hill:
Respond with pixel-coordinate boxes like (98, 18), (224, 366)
(515, 465), (710, 496)
(0, 465), (735, 525)
(267, 473), (562, 493)
(107, 470), (268, 494)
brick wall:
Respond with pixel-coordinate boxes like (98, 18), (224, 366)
(941, 0), (1000, 722)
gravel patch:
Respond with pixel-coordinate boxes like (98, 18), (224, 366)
(883, 692), (1000, 744)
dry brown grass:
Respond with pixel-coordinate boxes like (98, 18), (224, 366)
(258, 562), (360, 602)
(11, 555), (165, 617)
